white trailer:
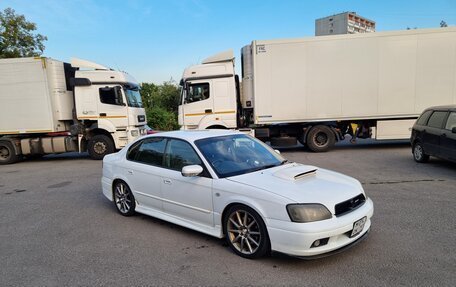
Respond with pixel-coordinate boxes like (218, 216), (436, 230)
(178, 27), (456, 151)
(0, 57), (147, 164)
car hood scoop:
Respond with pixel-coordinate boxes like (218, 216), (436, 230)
(273, 165), (318, 181)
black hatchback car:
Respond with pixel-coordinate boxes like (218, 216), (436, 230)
(411, 105), (456, 163)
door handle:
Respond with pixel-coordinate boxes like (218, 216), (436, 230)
(100, 113), (107, 117)
(441, 133), (447, 138)
(163, 179), (172, 185)
(205, 109), (212, 114)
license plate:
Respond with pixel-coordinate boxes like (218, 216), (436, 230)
(350, 216), (367, 238)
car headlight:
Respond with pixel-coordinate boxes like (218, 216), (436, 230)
(286, 204), (332, 223)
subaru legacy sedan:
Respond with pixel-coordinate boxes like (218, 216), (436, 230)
(102, 130), (374, 259)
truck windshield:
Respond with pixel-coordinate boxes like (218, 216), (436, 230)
(124, 86), (143, 108)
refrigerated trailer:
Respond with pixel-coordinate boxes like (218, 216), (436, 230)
(0, 57), (147, 164)
(178, 27), (456, 151)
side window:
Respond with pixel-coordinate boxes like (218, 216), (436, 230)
(126, 140), (142, 161)
(427, 111), (448, 129)
(445, 112), (456, 130)
(186, 83), (210, 104)
(135, 137), (167, 166)
(416, 110), (432, 126)
(99, 86), (123, 106)
(164, 139), (202, 171)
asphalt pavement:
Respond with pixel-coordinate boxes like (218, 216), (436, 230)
(0, 140), (455, 286)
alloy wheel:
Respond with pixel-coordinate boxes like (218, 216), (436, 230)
(114, 182), (133, 214)
(227, 210), (262, 255)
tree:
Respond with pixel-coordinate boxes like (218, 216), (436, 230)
(140, 81), (181, 130)
(0, 8), (47, 58)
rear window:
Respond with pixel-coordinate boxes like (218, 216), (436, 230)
(427, 111), (448, 129)
(416, 110), (432, 126)
(445, 112), (456, 130)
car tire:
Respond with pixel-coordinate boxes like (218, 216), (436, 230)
(306, 125), (336, 152)
(88, 134), (115, 160)
(0, 141), (20, 165)
(113, 181), (136, 216)
(413, 142), (429, 163)
(223, 204), (270, 259)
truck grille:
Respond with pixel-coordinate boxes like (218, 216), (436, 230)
(335, 194), (366, 216)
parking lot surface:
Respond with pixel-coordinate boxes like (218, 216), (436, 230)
(1, 140), (455, 286)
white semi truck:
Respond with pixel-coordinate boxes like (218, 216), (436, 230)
(178, 27), (456, 151)
(0, 57), (147, 164)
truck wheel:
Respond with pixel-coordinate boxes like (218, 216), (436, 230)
(0, 141), (20, 165)
(88, 134), (115, 160)
(306, 125), (335, 152)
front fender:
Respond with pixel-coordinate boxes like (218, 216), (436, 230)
(94, 119), (117, 133)
(212, 180), (290, 231)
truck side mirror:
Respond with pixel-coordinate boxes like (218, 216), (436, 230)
(452, 127), (456, 133)
(183, 82), (190, 104)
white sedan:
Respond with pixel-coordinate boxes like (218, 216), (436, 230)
(102, 130), (374, 259)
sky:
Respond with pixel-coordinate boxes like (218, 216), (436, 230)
(1, 0), (456, 84)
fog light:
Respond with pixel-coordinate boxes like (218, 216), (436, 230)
(311, 237), (329, 248)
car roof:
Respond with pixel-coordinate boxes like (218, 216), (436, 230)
(424, 105), (456, 112)
(146, 129), (243, 142)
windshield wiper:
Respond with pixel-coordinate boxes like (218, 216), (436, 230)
(280, 159), (289, 165)
(249, 164), (280, 173)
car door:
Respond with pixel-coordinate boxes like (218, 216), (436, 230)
(122, 137), (167, 211)
(423, 111), (448, 156)
(160, 138), (214, 227)
(441, 111), (456, 161)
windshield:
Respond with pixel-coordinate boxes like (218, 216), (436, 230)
(195, 134), (286, 178)
(124, 85), (143, 108)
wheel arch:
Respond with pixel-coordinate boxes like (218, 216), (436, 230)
(87, 128), (114, 141)
(220, 200), (269, 237)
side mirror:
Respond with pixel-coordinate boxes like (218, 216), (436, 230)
(184, 82), (191, 103)
(452, 127), (456, 134)
(274, 149), (281, 154)
(181, 165), (203, 177)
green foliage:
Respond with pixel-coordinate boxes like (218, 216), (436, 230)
(141, 80), (181, 131)
(0, 8), (47, 58)
(146, 106), (180, 131)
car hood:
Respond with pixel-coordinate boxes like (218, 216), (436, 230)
(226, 163), (364, 214)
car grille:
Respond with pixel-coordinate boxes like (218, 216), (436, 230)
(335, 194), (366, 216)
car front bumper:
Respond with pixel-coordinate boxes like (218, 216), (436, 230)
(267, 197), (374, 257)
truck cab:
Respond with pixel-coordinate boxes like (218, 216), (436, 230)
(72, 58), (147, 153)
(178, 51), (238, 130)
